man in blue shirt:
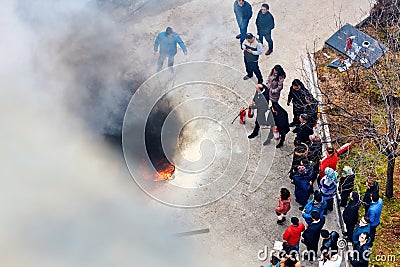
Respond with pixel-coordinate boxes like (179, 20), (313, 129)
(234, 0), (253, 46)
(154, 27), (187, 72)
(366, 191), (383, 244)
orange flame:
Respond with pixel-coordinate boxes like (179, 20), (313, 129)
(154, 163), (175, 182)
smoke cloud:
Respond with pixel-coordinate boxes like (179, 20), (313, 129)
(0, 0), (205, 266)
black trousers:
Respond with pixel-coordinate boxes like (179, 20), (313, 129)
(345, 222), (356, 241)
(244, 58), (263, 84)
(292, 109), (301, 125)
(370, 226), (377, 244)
(251, 120), (274, 140)
(340, 190), (351, 207)
(258, 32), (273, 52)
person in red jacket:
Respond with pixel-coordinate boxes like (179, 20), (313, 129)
(275, 188), (291, 225)
(318, 147), (338, 183)
(283, 217), (305, 251)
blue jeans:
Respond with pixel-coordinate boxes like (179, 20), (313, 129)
(238, 19), (250, 44)
(157, 54), (175, 72)
(258, 32), (273, 52)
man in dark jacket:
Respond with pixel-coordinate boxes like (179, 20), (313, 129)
(293, 114), (314, 144)
(287, 79), (315, 127)
(302, 190), (327, 225)
(353, 216), (371, 246)
(302, 211), (325, 261)
(242, 33), (263, 84)
(308, 134), (322, 183)
(248, 84), (269, 139)
(363, 178), (379, 214)
(350, 232), (371, 267)
(234, 0), (253, 45)
(154, 27), (187, 72)
(270, 103), (289, 148)
(289, 142), (308, 179)
(255, 3), (275, 55)
(320, 229), (339, 255)
(343, 191), (360, 241)
(339, 166), (355, 207)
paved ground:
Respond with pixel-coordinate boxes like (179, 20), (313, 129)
(122, 1), (373, 266)
(1, 1), (373, 267)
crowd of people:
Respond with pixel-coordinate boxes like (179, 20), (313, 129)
(151, 1), (384, 266)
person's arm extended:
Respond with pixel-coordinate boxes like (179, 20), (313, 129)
(176, 34), (187, 54)
(153, 34), (160, 53)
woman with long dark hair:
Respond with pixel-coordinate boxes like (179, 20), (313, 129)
(266, 64), (286, 104)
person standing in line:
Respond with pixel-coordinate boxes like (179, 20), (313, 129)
(248, 84), (269, 139)
(283, 217), (305, 252)
(366, 191), (383, 244)
(353, 216), (371, 246)
(318, 147), (338, 182)
(302, 190), (327, 226)
(293, 165), (313, 209)
(318, 167), (338, 214)
(338, 166), (355, 207)
(287, 79), (314, 127)
(266, 65), (286, 104)
(349, 232), (371, 267)
(362, 177), (379, 214)
(308, 134), (322, 183)
(242, 33), (263, 84)
(342, 192), (361, 242)
(255, 3), (275, 55)
(302, 211), (325, 261)
(320, 229), (339, 255)
(270, 103), (290, 148)
(153, 27), (187, 72)
(234, 0), (253, 46)
(293, 114), (314, 144)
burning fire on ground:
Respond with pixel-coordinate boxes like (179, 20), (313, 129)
(154, 160), (175, 181)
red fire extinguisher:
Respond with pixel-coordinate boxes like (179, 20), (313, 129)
(273, 126), (280, 140)
(247, 106), (254, 118)
(239, 107), (246, 124)
(345, 37), (353, 52)
(336, 142), (353, 155)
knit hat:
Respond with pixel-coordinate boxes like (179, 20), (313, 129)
(342, 166), (354, 176)
(324, 167), (338, 186)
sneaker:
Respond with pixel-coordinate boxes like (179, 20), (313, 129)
(265, 50), (273, 55)
(263, 139), (271, 146)
(299, 206), (304, 211)
(248, 133), (257, 139)
(236, 34), (241, 39)
(243, 75), (251, 80)
(276, 142), (283, 148)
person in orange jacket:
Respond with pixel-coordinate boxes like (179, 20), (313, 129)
(318, 147), (338, 184)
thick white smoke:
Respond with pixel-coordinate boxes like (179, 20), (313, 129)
(0, 1), (206, 266)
